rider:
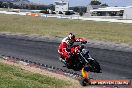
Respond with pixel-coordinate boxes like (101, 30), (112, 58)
(58, 33), (87, 65)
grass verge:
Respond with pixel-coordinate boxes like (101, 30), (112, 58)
(0, 61), (80, 88)
(0, 14), (132, 44)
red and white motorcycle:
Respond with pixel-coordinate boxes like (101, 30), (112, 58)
(60, 43), (101, 73)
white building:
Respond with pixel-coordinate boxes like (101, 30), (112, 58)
(54, 0), (69, 14)
(123, 6), (132, 19)
(89, 6), (132, 19)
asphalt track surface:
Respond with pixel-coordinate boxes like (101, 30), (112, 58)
(0, 36), (132, 87)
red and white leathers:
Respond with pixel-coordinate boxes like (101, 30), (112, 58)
(58, 36), (87, 61)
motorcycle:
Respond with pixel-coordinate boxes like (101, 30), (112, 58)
(60, 43), (101, 73)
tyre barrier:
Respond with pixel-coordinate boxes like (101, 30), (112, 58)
(0, 55), (81, 79)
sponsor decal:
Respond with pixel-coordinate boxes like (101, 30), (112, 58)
(80, 67), (131, 86)
(90, 79), (131, 85)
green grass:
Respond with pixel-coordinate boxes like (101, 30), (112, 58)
(0, 14), (132, 44)
(0, 62), (81, 88)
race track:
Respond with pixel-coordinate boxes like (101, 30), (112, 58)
(0, 35), (132, 87)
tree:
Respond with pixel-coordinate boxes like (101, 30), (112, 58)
(0, 1), (3, 8)
(8, 2), (14, 8)
(49, 4), (55, 11)
(73, 7), (80, 12)
(79, 12), (83, 16)
(1, 2), (8, 8)
(13, 4), (20, 9)
(101, 3), (109, 6)
(90, 0), (101, 5)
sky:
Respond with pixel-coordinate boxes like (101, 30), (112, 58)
(29, 0), (132, 7)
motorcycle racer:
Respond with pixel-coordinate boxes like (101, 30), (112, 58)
(58, 33), (87, 65)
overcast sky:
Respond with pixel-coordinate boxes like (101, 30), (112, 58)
(29, 0), (132, 7)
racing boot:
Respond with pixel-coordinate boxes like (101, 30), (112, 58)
(59, 57), (71, 68)
(65, 59), (72, 69)
(59, 57), (67, 65)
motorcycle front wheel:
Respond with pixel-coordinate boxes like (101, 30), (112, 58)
(89, 60), (101, 73)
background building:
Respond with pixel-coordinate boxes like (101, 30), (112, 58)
(54, 0), (69, 14)
(86, 0), (108, 16)
(89, 6), (132, 19)
(123, 6), (132, 19)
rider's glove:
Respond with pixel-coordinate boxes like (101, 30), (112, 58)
(82, 41), (87, 44)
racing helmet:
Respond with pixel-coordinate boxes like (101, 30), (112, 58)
(67, 33), (75, 46)
(68, 33), (75, 40)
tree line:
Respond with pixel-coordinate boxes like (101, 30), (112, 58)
(0, 1), (55, 10)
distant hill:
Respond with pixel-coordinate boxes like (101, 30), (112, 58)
(0, 0), (52, 10)
(0, 0), (13, 1)
(13, 0), (32, 6)
(0, 0), (29, 2)
(0, 0), (34, 5)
